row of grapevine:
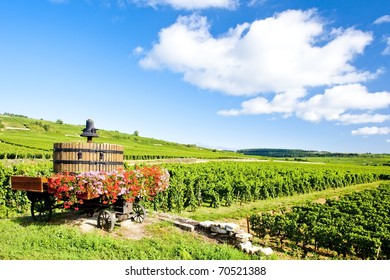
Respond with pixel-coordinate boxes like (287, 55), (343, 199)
(0, 142), (51, 159)
(249, 184), (390, 259)
(146, 161), (388, 212)
(1, 160), (389, 217)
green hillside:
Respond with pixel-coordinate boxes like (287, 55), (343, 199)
(0, 113), (245, 160)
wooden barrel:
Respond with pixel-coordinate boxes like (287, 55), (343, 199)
(53, 143), (124, 173)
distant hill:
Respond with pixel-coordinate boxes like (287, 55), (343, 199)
(0, 113), (246, 160)
(237, 148), (390, 166)
(237, 148), (361, 158)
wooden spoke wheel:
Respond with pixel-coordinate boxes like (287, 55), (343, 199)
(97, 210), (116, 232)
(31, 194), (52, 222)
(133, 203), (146, 223)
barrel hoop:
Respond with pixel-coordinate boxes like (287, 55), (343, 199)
(53, 160), (123, 165)
(54, 148), (123, 154)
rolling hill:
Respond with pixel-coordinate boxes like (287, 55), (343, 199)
(0, 113), (246, 160)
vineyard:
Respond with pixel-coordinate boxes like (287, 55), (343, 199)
(0, 141), (51, 159)
(249, 184), (390, 260)
(152, 161), (389, 213)
(1, 160), (389, 217)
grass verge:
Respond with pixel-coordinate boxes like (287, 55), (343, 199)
(0, 218), (270, 260)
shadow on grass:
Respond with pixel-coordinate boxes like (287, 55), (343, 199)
(11, 209), (94, 228)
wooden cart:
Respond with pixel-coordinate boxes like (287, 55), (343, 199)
(11, 175), (146, 232)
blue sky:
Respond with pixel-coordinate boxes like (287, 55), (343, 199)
(0, 0), (390, 153)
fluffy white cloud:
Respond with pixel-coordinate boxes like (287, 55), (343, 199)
(296, 84), (390, 122)
(337, 113), (390, 125)
(218, 88), (305, 116)
(140, 10), (374, 95)
(133, 0), (238, 10)
(219, 84), (390, 125)
(374, 15), (390, 24)
(351, 127), (390, 136)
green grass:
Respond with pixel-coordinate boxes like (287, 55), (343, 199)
(178, 181), (386, 221)
(0, 218), (266, 260)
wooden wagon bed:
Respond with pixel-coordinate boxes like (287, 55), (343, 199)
(11, 176), (48, 193)
(10, 175), (146, 232)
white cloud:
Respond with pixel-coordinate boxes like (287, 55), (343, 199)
(132, 46), (144, 56)
(351, 126), (390, 136)
(218, 88), (305, 116)
(296, 84), (390, 122)
(248, 0), (266, 7)
(387, 139), (390, 143)
(219, 84), (390, 125)
(140, 10), (375, 96)
(383, 36), (390, 55)
(133, 0), (238, 10)
(374, 15), (390, 24)
(337, 113), (390, 125)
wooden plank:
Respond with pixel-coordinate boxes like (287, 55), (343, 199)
(80, 142), (84, 172)
(58, 142), (63, 172)
(11, 176), (47, 192)
(105, 143), (108, 172)
(65, 142), (69, 172)
(53, 143), (57, 172)
(112, 144), (115, 170)
(77, 142), (82, 172)
(116, 145), (121, 170)
(102, 143), (105, 172)
(84, 142), (89, 173)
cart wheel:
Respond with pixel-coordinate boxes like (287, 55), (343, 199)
(31, 195), (52, 222)
(97, 210), (116, 232)
(133, 203), (146, 223)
